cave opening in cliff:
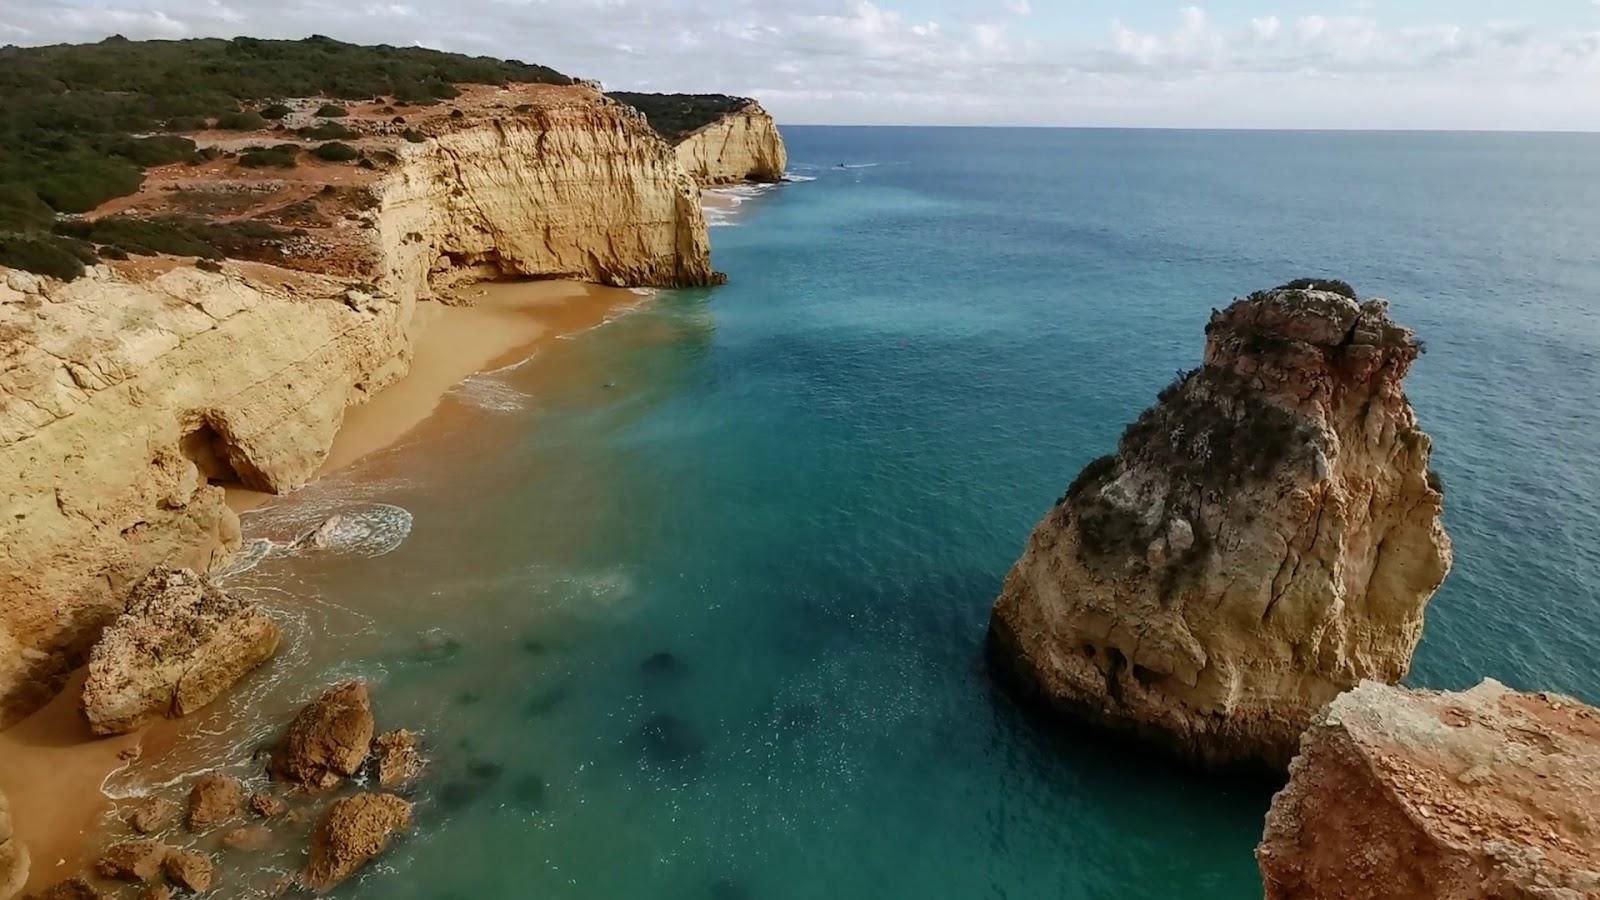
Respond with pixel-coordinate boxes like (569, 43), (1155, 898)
(180, 420), (243, 487)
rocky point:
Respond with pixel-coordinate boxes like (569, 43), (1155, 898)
(989, 281), (1452, 768)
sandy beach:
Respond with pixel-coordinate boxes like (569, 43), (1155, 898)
(0, 278), (647, 893)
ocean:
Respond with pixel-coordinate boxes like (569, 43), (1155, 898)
(163, 127), (1600, 898)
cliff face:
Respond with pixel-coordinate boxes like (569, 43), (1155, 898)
(672, 102), (787, 185)
(0, 86), (719, 726)
(989, 283), (1452, 768)
(379, 95), (717, 287)
(1258, 679), (1600, 899)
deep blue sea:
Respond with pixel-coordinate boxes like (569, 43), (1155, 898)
(205, 127), (1600, 898)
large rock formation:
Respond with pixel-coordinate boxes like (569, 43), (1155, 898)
(0, 82), (723, 725)
(1258, 679), (1600, 899)
(989, 282), (1452, 768)
(0, 789), (27, 900)
(671, 101), (787, 185)
(82, 567), (280, 735)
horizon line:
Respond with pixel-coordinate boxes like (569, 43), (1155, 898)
(776, 122), (1600, 136)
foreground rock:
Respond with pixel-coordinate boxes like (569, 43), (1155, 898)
(81, 567), (281, 736)
(270, 683), (374, 789)
(989, 281), (1452, 768)
(95, 840), (168, 883)
(23, 878), (100, 900)
(303, 793), (412, 892)
(125, 797), (179, 835)
(161, 850), (215, 893)
(1259, 679), (1600, 898)
(0, 790), (26, 900)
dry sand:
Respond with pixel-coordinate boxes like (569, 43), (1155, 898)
(0, 278), (648, 892)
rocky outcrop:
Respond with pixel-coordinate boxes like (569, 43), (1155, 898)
(0, 83), (726, 726)
(672, 101), (787, 185)
(160, 850), (214, 893)
(270, 683), (374, 789)
(95, 840), (167, 883)
(0, 790), (26, 900)
(371, 729), (424, 788)
(1258, 679), (1600, 899)
(303, 793), (412, 892)
(81, 567), (280, 735)
(989, 282), (1452, 768)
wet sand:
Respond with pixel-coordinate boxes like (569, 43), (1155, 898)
(0, 278), (648, 892)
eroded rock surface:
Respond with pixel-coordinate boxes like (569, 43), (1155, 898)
(0, 789), (26, 900)
(161, 849), (215, 893)
(1258, 679), (1600, 899)
(94, 840), (168, 883)
(187, 774), (245, 832)
(82, 567), (280, 735)
(125, 798), (179, 835)
(372, 729), (424, 789)
(303, 793), (412, 892)
(270, 683), (374, 789)
(989, 282), (1452, 768)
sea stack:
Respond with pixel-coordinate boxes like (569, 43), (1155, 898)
(1258, 679), (1600, 899)
(988, 280), (1452, 768)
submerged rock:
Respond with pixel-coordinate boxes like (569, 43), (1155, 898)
(187, 774), (245, 832)
(372, 729), (425, 789)
(248, 791), (285, 819)
(639, 713), (705, 764)
(81, 567), (282, 736)
(1258, 679), (1600, 899)
(303, 793), (412, 892)
(639, 651), (687, 679)
(989, 283), (1452, 768)
(125, 797), (178, 835)
(221, 825), (273, 852)
(270, 682), (374, 789)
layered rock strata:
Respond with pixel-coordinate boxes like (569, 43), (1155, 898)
(81, 567), (280, 735)
(1258, 679), (1600, 899)
(671, 101), (788, 185)
(989, 283), (1452, 768)
(0, 83), (722, 725)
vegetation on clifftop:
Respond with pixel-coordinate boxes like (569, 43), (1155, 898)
(0, 35), (571, 278)
(607, 92), (754, 142)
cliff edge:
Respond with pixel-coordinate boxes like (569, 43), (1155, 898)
(988, 281), (1452, 768)
(1258, 679), (1600, 899)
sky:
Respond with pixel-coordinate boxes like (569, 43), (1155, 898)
(2, 1), (1598, 130)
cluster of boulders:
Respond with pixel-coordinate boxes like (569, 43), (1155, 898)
(24, 681), (423, 899)
(988, 281), (1599, 895)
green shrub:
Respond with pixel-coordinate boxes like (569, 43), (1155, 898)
(110, 135), (197, 166)
(30, 155), (144, 213)
(401, 128), (426, 143)
(607, 92), (752, 141)
(296, 122), (355, 140)
(0, 185), (55, 231)
(215, 110), (268, 130)
(312, 141), (359, 162)
(0, 235), (87, 280)
(314, 103), (348, 118)
(238, 147), (298, 168)
(161, 115), (209, 131)
(260, 103), (294, 120)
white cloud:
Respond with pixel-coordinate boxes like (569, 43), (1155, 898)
(0, 0), (1594, 130)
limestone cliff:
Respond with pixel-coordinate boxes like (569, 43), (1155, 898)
(1258, 679), (1600, 899)
(0, 84), (721, 726)
(989, 282), (1452, 768)
(672, 102), (787, 185)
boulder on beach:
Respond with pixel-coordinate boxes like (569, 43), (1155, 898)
(94, 840), (168, 883)
(162, 849), (215, 893)
(270, 682), (375, 789)
(372, 729), (425, 789)
(303, 793), (413, 892)
(81, 567), (282, 736)
(187, 774), (245, 832)
(988, 282), (1452, 769)
(1259, 679), (1600, 899)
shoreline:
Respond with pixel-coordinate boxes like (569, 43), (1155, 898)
(0, 277), (649, 894)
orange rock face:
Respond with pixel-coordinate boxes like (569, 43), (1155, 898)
(1258, 679), (1600, 899)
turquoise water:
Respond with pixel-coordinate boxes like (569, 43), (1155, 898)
(222, 128), (1600, 898)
